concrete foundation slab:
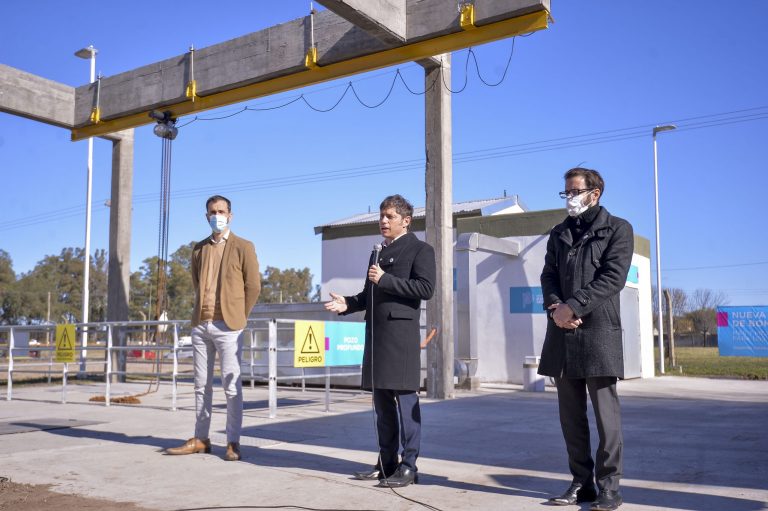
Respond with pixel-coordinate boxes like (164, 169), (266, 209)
(0, 377), (765, 511)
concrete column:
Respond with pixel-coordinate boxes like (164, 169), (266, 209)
(106, 129), (133, 382)
(455, 235), (478, 388)
(423, 55), (454, 399)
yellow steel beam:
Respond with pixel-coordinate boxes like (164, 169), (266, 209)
(73, 10), (548, 141)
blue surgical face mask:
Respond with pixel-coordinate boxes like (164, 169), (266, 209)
(209, 214), (229, 233)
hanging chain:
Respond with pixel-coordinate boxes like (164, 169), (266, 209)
(154, 136), (173, 320)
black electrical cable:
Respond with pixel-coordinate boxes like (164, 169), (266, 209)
(471, 39), (515, 87)
(174, 37), (514, 124)
(349, 71), (400, 109)
(302, 82), (354, 113)
(396, 67), (441, 96)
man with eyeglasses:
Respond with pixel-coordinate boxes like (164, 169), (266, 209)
(539, 168), (634, 511)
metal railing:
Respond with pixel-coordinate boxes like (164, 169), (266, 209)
(0, 318), (362, 419)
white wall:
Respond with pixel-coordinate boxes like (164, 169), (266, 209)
(460, 234), (653, 384)
(320, 229), (654, 384)
(631, 253), (654, 377)
(320, 231), (427, 300)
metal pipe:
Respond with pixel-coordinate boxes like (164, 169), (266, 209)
(171, 323), (179, 411)
(250, 328), (256, 390)
(268, 320), (277, 419)
(324, 365), (330, 412)
(106, 325), (112, 406)
(80, 48), (97, 377)
(62, 361), (68, 404)
(7, 327), (14, 400)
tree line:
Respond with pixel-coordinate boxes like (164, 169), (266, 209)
(0, 245), (319, 325)
(652, 286), (728, 342)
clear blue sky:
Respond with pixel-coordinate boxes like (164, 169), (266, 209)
(1, 1), (766, 305)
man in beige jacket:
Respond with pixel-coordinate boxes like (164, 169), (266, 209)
(167, 195), (261, 461)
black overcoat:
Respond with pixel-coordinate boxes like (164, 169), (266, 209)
(343, 232), (435, 391)
(538, 207), (634, 379)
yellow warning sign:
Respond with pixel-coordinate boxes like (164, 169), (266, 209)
(55, 324), (76, 363)
(294, 320), (325, 367)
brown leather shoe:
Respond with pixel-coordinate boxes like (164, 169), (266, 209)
(165, 437), (211, 455)
(225, 442), (241, 461)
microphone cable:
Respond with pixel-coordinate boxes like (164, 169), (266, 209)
(366, 244), (444, 511)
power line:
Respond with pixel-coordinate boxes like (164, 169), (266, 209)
(2, 105), (767, 233)
(665, 261), (768, 271)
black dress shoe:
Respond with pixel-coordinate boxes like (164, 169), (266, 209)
(353, 464), (396, 480)
(548, 482), (598, 505)
(590, 489), (622, 510)
(353, 465), (383, 480)
(377, 466), (418, 488)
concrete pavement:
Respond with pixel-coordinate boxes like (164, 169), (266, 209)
(1, 376), (766, 511)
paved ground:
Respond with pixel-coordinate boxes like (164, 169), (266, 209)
(1, 376), (766, 511)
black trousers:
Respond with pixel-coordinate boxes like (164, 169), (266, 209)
(373, 389), (421, 472)
(554, 376), (623, 491)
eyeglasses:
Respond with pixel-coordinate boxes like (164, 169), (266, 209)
(558, 188), (595, 199)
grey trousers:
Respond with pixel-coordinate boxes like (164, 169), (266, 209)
(192, 320), (243, 443)
(554, 376), (623, 491)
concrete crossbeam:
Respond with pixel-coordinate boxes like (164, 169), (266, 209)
(317, 0), (407, 44)
(0, 64), (74, 128)
(71, 0), (549, 139)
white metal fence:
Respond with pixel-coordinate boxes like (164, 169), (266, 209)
(0, 318), (362, 418)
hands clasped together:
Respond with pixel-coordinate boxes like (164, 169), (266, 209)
(548, 302), (583, 330)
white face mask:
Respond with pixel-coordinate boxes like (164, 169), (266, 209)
(566, 191), (593, 217)
(209, 214), (229, 233)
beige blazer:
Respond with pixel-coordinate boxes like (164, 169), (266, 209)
(191, 232), (261, 330)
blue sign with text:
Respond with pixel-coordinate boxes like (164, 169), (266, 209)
(324, 321), (365, 366)
(510, 287), (545, 314)
(717, 306), (768, 357)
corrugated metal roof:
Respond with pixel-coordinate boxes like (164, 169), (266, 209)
(315, 196), (524, 232)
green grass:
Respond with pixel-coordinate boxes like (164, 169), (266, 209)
(664, 347), (768, 380)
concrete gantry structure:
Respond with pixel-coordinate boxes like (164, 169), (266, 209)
(0, 0), (551, 397)
(319, 0), (407, 44)
(0, 63), (134, 378)
(69, 0), (549, 140)
(0, 63), (75, 128)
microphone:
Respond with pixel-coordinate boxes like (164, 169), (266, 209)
(373, 243), (382, 266)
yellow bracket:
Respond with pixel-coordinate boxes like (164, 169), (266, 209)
(89, 107), (101, 124)
(460, 3), (476, 30)
(186, 79), (197, 101)
(305, 46), (319, 69)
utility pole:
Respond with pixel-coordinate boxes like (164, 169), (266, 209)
(46, 291), (51, 345)
(664, 289), (676, 368)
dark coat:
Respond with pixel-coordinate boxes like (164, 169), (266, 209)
(343, 232), (436, 391)
(538, 207), (634, 379)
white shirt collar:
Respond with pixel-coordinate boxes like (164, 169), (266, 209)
(210, 229), (230, 244)
(383, 231), (407, 247)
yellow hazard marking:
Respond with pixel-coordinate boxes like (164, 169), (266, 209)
(55, 324), (76, 363)
(294, 320), (325, 367)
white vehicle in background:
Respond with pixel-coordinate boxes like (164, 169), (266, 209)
(164, 335), (193, 359)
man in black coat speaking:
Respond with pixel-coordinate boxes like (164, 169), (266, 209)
(539, 168), (634, 511)
(325, 194), (435, 488)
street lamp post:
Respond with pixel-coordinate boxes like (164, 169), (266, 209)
(652, 124), (676, 375)
(75, 45), (98, 376)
